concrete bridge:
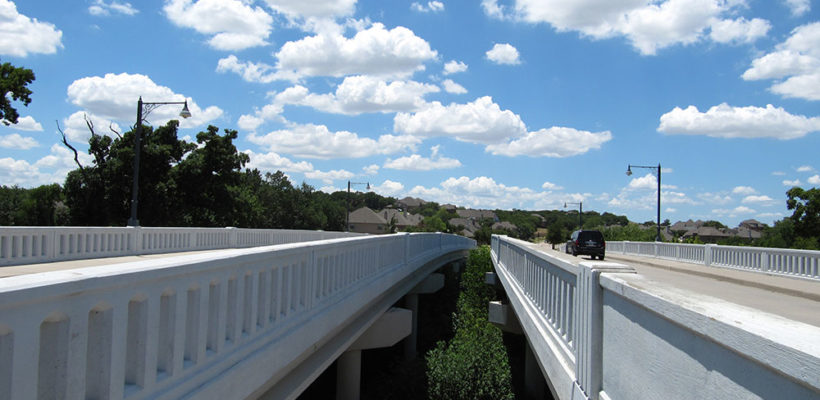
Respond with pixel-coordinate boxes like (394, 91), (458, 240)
(489, 235), (820, 400)
(0, 227), (474, 400)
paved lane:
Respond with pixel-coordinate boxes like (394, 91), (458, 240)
(533, 243), (820, 327)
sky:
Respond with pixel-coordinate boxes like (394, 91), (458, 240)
(1, 0), (819, 227)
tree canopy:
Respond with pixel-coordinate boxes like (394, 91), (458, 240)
(0, 60), (35, 125)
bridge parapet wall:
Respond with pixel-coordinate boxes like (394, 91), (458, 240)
(0, 232), (474, 400)
(608, 241), (820, 280)
(492, 235), (820, 400)
(0, 226), (364, 267)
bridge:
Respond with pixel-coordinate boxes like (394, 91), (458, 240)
(489, 235), (820, 400)
(0, 227), (474, 400)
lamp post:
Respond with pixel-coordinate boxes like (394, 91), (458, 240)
(346, 180), (370, 232)
(626, 163), (662, 242)
(564, 201), (582, 230)
(128, 97), (191, 227)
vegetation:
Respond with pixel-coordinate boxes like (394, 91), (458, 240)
(0, 60), (35, 125)
(426, 246), (514, 400)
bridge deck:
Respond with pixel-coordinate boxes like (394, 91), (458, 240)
(0, 249), (237, 278)
(534, 244), (820, 327)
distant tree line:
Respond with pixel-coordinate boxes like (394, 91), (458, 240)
(0, 121), (394, 230)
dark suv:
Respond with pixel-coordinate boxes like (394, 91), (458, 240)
(566, 230), (606, 260)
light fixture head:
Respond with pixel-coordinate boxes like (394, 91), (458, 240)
(366, 183), (371, 190)
(179, 101), (192, 119)
(626, 166), (632, 176)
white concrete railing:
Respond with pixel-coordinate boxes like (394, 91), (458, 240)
(493, 235), (820, 400)
(607, 241), (820, 280)
(0, 226), (363, 267)
(0, 232), (475, 400)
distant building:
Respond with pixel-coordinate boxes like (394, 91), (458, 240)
(449, 218), (479, 238)
(492, 221), (518, 232)
(348, 207), (387, 234)
(380, 209), (423, 231)
(456, 209), (498, 222)
(396, 197), (426, 210)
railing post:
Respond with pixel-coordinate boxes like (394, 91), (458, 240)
(227, 227), (237, 248)
(574, 262), (636, 400)
(622, 241), (628, 255)
(704, 244), (713, 267)
(761, 250), (769, 272)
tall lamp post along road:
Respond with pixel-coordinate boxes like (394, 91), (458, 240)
(564, 201), (582, 230)
(346, 181), (370, 232)
(626, 163), (662, 242)
(128, 97), (191, 227)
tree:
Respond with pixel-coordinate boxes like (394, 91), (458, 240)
(0, 61), (35, 125)
(786, 187), (820, 240)
(547, 221), (565, 250)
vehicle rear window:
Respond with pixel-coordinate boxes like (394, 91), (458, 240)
(578, 231), (603, 242)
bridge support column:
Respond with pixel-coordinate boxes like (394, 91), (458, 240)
(524, 340), (546, 400)
(336, 350), (362, 400)
(403, 273), (444, 359)
(336, 307), (412, 400)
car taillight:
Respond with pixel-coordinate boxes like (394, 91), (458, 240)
(575, 240), (579, 246)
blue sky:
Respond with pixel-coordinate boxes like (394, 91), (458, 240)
(1, 0), (819, 227)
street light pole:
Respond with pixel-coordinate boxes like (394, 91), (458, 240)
(127, 97), (191, 227)
(626, 163), (662, 242)
(346, 180), (370, 232)
(564, 201), (583, 230)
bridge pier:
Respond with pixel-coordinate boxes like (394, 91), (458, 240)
(488, 275), (548, 400)
(402, 272), (444, 360)
(336, 307), (412, 400)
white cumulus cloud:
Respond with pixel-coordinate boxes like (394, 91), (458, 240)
(273, 76), (439, 115)
(394, 96), (527, 144)
(248, 122), (420, 159)
(163, 0), (273, 51)
(263, 0), (356, 20)
(484, 0), (768, 56)
(274, 22), (437, 79)
(305, 168), (355, 184)
(808, 175), (820, 185)
(784, 0), (810, 16)
(441, 79), (467, 94)
(66, 72), (223, 129)
(783, 179), (801, 186)
(742, 195), (774, 204)
(486, 43), (521, 65)
(742, 22), (820, 101)
(709, 17), (770, 44)
(89, 0), (138, 16)
(0, 133), (38, 150)
(443, 60), (468, 75)
(0, 0), (63, 56)
(486, 127), (611, 157)
(372, 179), (405, 197)
(242, 150), (314, 174)
(658, 103), (820, 140)
(384, 145), (462, 171)
(732, 186), (756, 195)
(411, 1), (444, 13)
(8, 116), (43, 131)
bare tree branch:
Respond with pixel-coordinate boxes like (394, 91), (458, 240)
(109, 123), (122, 139)
(55, 120), (86, 179)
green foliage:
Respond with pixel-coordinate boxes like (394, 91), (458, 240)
(602, 223), (658, 242)
(0, 60), (35, 125)
(426, 246), (514, 400)
(787, 187), (820, 242)
(546, 221), (566, 249)
(0, 184), (67, 225)
(702, 220), (728, 229)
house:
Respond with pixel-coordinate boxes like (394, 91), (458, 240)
(492, 221), (518, 232)
(348, 207), (387, 234)
(449, 217), (479, 237)
(456, 209), (498, 222)
(381, 209), (423, 231)
(396, 197), (426, 210)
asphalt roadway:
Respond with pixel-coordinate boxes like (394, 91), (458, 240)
(533, 243), (820, 328)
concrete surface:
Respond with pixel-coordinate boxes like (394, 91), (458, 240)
(533, 243), (820, 327)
